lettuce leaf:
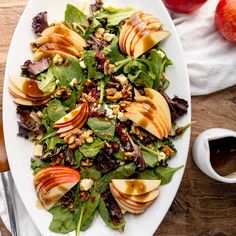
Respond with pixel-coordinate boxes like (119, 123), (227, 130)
(95, 6), (137, 26)
(65, 4), (88, 34)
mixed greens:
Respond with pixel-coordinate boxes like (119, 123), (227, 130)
(11, 0), (189, 234)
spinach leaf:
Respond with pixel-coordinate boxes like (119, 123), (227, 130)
(103, 36), (125, 64)
(81, 190), (100, 227)
(73, 149), (84, 168)
(87, 117), (116, 140)
(79, 138), (105, 158)
(95, 163), (136, 192)
(54, 57), (85, 87)
(65, 4), (88, 32)
(83, 50), (103, 80)
(45, 136), (64, 150)
(81, 210), (96, 231)
(38, 64), (56, 93)
(84, 18), (101, 40)
(141, 150), (158, 168)
(61, 88), (77, 111)
(31, 158), (50, 175)
(154, 166), (183, 185)
(81, 167), (101, 180)
(98, 198), (125, 230)
(138, 169), (159, 180)
(49, 205), (76, 234)
(45, 100), (68, 122)
(95, 6), (137, 27)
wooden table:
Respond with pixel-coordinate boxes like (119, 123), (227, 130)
(0, 1), (236, 235)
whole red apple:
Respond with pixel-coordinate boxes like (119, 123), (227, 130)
(162, 0), (208, 13)
(215, 0), (236, 42)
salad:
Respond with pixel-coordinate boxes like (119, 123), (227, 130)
(8, 0), (189, 234)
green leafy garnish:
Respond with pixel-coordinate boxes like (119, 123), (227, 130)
(38, 64), (56, 93)
(65, 4), (88, 34)
(31, 158), (50, 174)
(79, 138), (105, 158)
(95, 6), (137, 26)
(154, 166), (183, 185)
(49, 205), (76, 234)
(83, 50), (104, 80)
(45, 100), (68, 122)
(87, 117), (116, 140)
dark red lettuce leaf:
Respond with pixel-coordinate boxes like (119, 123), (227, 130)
(16, 106), (44, 140)
(32, 12), (49, 36)
(21, 58), (51, 78)
(101, 191), (124, 226)
(162, 92), (188, 122)
(90, 0), (103, 12)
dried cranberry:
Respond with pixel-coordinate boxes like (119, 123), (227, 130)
(90, 87), (100, 99)
(95, 52), (107, 63)
(110, 142), (120, 152)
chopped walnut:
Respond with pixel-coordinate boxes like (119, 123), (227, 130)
(30, 42), (39, 52)
(131, 125), (143, 140)
(124, 151), (135, 160)
(80, 92), (97, 103)
(106, 84), (133, 102)
(112, 105), (120, 115)
(80, 158), (93, 167)
(80, 191), (91, 201)
(64, 129), (93, 149)
(104, 60), (116, 75)
(54, 86), (71, 99)
(162, 145), (176, 157)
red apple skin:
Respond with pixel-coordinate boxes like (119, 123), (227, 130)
(215, 0), (236, 42)
(162, 0), (208, 13)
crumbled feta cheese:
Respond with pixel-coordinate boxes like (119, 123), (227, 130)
(56, 79), (60, 85)
(34, 144), (43, 157)
(157, 50), (165, 58)
(69, 78), (78, 88)
(96, 28), (105, 35)
(117, 112), (127, 122)
(79, 60), (86, 69)
(157, 151), (166, 161)
(80, 179), (94, 191)
(37, 111), (43, 118)
(104, 33), (115, 42)
(115, 74), (128, 85)
(104, 104), (115, 119)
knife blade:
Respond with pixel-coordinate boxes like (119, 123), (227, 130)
(0, 114), (19, 236)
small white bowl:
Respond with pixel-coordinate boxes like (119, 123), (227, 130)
(192, 128), (236, 183)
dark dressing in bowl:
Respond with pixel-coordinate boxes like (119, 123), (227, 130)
(209, 137), (236, 177)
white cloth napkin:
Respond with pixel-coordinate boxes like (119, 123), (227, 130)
(1, 0), (236, 235)
(171, 0), (236, 96)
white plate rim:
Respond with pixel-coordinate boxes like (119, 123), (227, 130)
(2, 0), (191, 235)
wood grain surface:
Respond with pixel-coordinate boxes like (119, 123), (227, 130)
(0, 1), (236, 236)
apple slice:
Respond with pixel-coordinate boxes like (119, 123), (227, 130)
(53, 104), (85, 128)
(111, 179), (161, 196)
(119, 11), (143, 53)
(35, 34), (75, 48)
(9, 75), (51, 99)
(38, 178), (79, 210)
(34, 166), (80, 210)
(131, 30), (170, 59)
(121, 12), (153, 54)
(13, 97), (51, 106)
(110, 183), (153, 207)
(34, 166), (80, 186)
(41, 24), (86, 51)
(144, 88), (172, 129)
(56, 104), (88, 134)
(125, 19), (162, 56)
(114, 197), (146, 214)
(125, 103), (166, 139)
(134, 95), (170, 133)
(33, 50), (78, 61)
